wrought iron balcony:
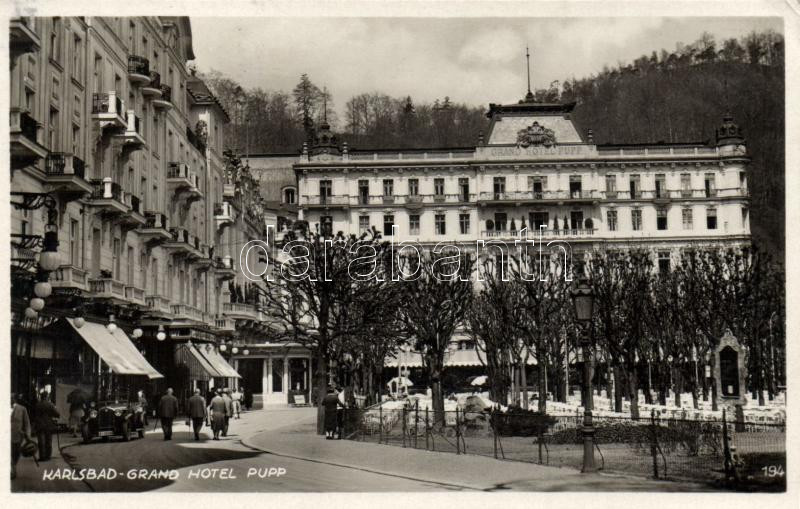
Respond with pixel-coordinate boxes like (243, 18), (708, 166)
(10, 109), (47, 166)
(163, 227), (203, 258)
(127, 55), (151, 85)
(152, 84), (173, 110)
(112, 110), (146, 147)
(89, 178), (128, 214)
(139, 212), (172, 243)
(141, 71), (162, 98)
(44, 153), (92, 195)
(119, 193), (146, 226)
(92, 92), (126, 129)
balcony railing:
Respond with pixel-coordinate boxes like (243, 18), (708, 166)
(169, 227), (190, 244)
(167, 162), (191, 181)
(90, 179), (124, 202)
(145, 295), (172, 315)
(215, 257), (235, 271)
(50, 265), (89, 290)
(129, 195), (142, 215)
(45, 153), (86, 178)
(127, 55), (150, 76)
(480, 228), (597, 239)
(478, 190), (598, 202)
(145, 212), (169, 229)
(89, 277), (126, 299)
(171, 304), (205, 322)
(92, 92), (124, 117)
(303, 195), (350, 206)
(215, 316), (236, 331)
(124, 285), (146, 305)
(223, 302), (259, 319)
(18, 111), (39, 142)
(147, 71), (161, 89)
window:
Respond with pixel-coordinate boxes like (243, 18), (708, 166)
(655, 174), (666, 198)
(93, 54), (103, 92)
(283, 188), (296, 204)
(739, 171), (747, 190)
(459, 213), (470, 235)
(434, 178), (445, 196)
(706, 208), (718, 230)
(658, 252), (671, 274)
(320, 216), (333, 237)
(605, 175), (617, 197)
(682, 208), (693, 229)
(435, 214), (446, 235)
(606, 210), (617, 231)
(113, 238), (121, 279)
(151, 259), (159, 295)
(494, 212), (507, 231)
(72, 124), (80, 156)
(629, 175), (641, 199)
(657, 208), (668, 230)
(530, 211), (549, 230)
(128, 21), (136, 52)
(631, 209), (642, 231)
(319, 180), (332, 202)
(383, 215), (394, 236)
(704, 173), (716, 197)
(358, 179), (369, 204)
(358, 215), (370, 233)
(48, 107), (59, 150)
(459, 178), (470, 201)
(681, 173), (692, 197)
(570, 210), (584, 231)
(529, 176), (547, 198)
(70, 219), (80, 266)
(72, 35), (83, 82)
(409, 214), (420, 235)
(140, 252), (148, 291)
(408, 178), (419, 196)
(569, 176), (582, 198)
(50, 18), (63, 63)
(19, 209), (30, 236)
(493, 177), (505, 198)
(383, 179), (394, 197)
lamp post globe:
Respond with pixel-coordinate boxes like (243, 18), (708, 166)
(243, 349), (250, 356)
(34, 281), (53, 298)
(73, 316), (85, 329)
(29, 297), (45, 312)
(133, 328), (143, 338)
(24, 307), (38, 319)
(38, 251), (61, 272)
(232, 347), (239, 354)
(220, 344), (227, 352)
(156, 331), (166, 341)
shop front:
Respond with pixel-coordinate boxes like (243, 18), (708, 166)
(231, 344), (312, 407)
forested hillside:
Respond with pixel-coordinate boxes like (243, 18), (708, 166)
(203, 30), (784, 257)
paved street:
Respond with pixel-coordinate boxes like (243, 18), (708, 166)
(12, 406), (710, 492)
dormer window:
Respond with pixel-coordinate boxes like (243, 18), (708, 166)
(283, 187), (296, 205)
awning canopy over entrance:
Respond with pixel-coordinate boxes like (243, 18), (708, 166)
(183, 343), (223, 379)
(198, 347), (241, 379)
(64, 318), (163, 379)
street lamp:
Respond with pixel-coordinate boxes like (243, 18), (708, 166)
(156, 325), (167, 341)
(571, 276), (596, 473)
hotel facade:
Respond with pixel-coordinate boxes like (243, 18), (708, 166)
(8, 16), (291, 414)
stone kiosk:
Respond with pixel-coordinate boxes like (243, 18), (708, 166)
(713, 330), (748, 429)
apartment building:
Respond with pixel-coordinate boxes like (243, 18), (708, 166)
(9, 17), (265, 408)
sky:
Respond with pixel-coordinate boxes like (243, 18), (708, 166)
(190, 17), (782, 120)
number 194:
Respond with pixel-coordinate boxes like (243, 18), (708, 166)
(761, 465), (785, 477)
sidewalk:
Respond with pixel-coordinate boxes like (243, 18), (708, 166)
(11, 431), (92, 492)
(243, 414), (712, 491)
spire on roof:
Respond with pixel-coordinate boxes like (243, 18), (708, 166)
(523, 46), (535, 103)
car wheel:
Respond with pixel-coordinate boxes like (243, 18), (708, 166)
(121, 420), (130, 441)
(81, 423), (92, 444)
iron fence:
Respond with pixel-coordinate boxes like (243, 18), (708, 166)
(341, 405), (785, 489)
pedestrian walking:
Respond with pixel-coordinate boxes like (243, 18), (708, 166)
(221, 388), (233, 436)
(231, 387), (242, 419)
(243, 388), (253, 411)
(157, 388), (179, 441)
(322, 386), (344, 440)
(66, 387), (89, 437)
(137, 389), (149, 426)
(208, 389), (227, 440)
(33, 391), (59, 461)
(187, 389), (207, 441)
(11, 393), (34, 480)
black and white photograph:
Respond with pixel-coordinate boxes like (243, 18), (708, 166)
(5, 1), (795, 502)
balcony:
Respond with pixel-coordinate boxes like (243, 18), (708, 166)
(88, 178), (128, 214)
(214, 201), (234, 229)
(223, 182), (236, 198)
(88, 277), (127, 303)
(50, 265), (89, 292)
(10, 109), (47, 166)
(191, 244), (214, 271)
(222, 302), (259, 321)
(112, 110), (146, 147)
(477, 190), (597, 205)
(302, 195), (350, 209)
(119, 193), (147, 226)
(215, 316), (236, 333)
(139, 212), (172, 243)
(124, 285), (146, 306)
(127, 55), (151, 85)
(167, 162), (203, 202)
(163, 227), (203, 258)
(92, 92), (127, 130)
(152, 84), (172, 110)
(141, 71), (162, 98)
(44, 153), (93, 195)
(213, 257), (237, 280)
(171, 304), (205, 323)
(382, 195), (395, 204)
(480, 228), (598, 241)
(145, 295), (173, 316)
(9, 17), (40, 58)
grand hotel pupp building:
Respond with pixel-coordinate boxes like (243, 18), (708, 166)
(279, 94), (751, 378)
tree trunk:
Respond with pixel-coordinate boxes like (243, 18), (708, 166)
(628, 369), (640, 419)
(537, 359), (547, 413)
(521, 359), (529, 410)
(673, 366), (682, 408)
(314, 349), (328, 435)
(613, 365), (623, 413)
(643, 364), (653, 404)
(431, 374), (444, 426)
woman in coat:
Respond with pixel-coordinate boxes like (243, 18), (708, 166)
(207, 389), (227, 440)
(322, 386), (344, 439)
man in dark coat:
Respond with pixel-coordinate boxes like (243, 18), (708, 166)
(208, 389), (227, 440)
(34, 391), (60, 460)
(187, 388), (207, 441)
(322, 386), (344, 439)
(221, 388), (233, 437)
(157, 388), (179, 441)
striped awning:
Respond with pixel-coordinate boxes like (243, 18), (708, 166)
(198, 346), (241, 379)
(384, 350), (538, 368)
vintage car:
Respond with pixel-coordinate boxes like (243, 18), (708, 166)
(81, 401), (145, 443)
